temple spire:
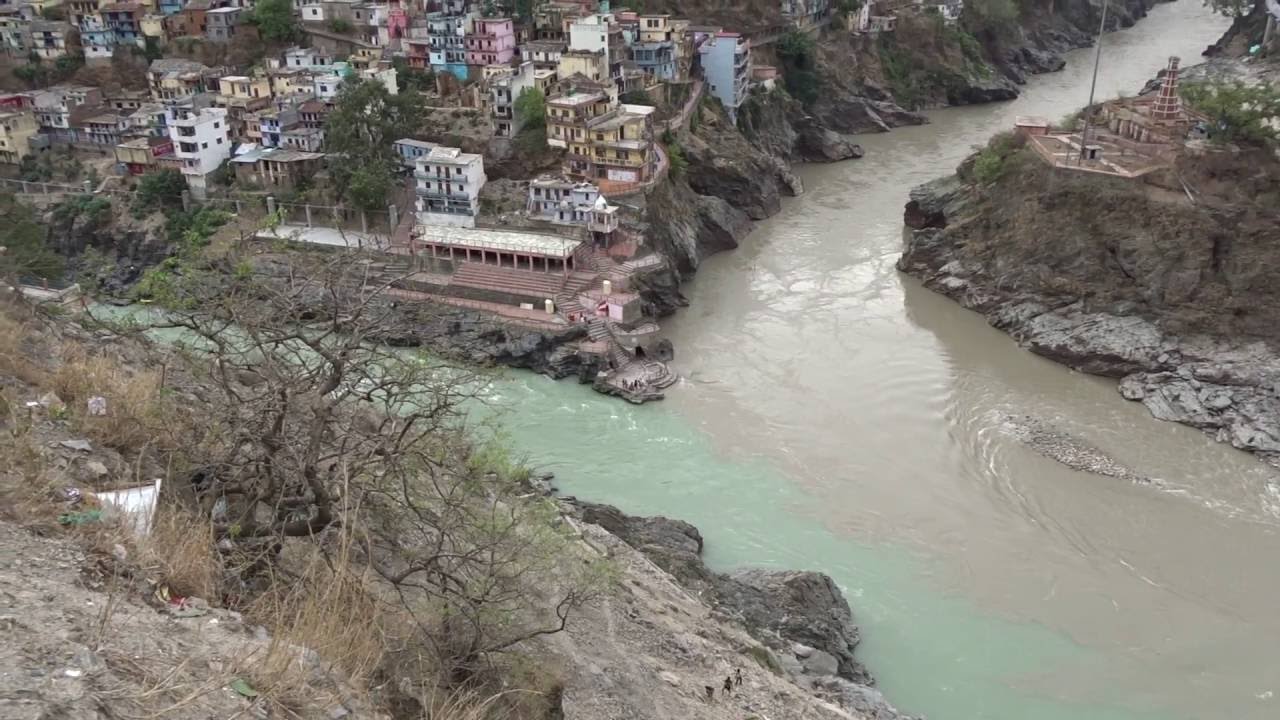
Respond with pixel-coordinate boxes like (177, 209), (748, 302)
(1150, 56), (1183, 122)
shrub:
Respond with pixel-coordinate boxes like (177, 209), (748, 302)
(970, 131), (1022, 184)
(1181, 80), (1280, 146)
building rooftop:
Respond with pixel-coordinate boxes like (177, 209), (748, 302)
(207, 6), (240, 13)
(549, 91), (607, 107)
(415, 225), (582, 259)
(149, 58), (209, 76)
(421, 145), (481, 164)
(395, 138), (436, 149)
(231, 147), (325, 163)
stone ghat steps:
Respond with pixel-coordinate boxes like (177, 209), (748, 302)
(450, 262), (569, 299)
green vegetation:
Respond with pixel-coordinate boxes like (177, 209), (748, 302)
(776, 29), (820, 107)
(970, 131), (1023, 184)
(134, 169), (188, 215)
(514, 86), (546, 130)
(246, 0), (300, 42)
(392, 57), (435, 93)
(744, 645), (784, 676)
(327, 18), (354, 34)
(666, 139), (688, 178)
(11, 53), (84, 89)
(18, 149), (84, 183)
(620, 89), (654, 106)
(323, 78), (425, 212)
(0, 194), (64, 282)
(962, 0), (1020, 39)
(130, 208), (228, 304)
(1182, 81), (1280, 146)
(52, 194), (113, 231)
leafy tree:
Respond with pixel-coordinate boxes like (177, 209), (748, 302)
(962, 0), (1020, 38)
(328, 18), (354, 34)
(514, 86), (545, 130)
(392, 57), (435, 93)
(135, 169), (188, 213)
(1182, 80), (1280, 146)
(0, 195), (64, 282)
(323, 77), (424, 212)
(248, 0), (300, 42)
(514, 0), (537, 22)
(666, 140), (688, 178)
(776, 29), (820, 106)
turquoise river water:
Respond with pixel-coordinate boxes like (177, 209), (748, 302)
(477, 4), (1280, 720)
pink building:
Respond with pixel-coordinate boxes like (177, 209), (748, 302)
(465, 17), (516, 67)
(387, 7), (408, 40)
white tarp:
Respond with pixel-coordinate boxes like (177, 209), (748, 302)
(95, 479), (162, 536)
(1267, 0), (1279, 20)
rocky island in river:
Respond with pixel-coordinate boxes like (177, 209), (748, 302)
(899, 49), (1280, 465)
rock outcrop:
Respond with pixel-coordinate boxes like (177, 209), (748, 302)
(569, 499), (915, 719)
(898, 137), (1280, 466)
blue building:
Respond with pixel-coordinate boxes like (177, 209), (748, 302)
(631, 40), (675, 81)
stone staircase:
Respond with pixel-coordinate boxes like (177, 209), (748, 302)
(451, 263), (568, 302)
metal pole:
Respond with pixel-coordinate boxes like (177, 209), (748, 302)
(1078, 0), (1109, 163)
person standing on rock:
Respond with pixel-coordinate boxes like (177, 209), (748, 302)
(723, 675), (733, 697)
(734, 668), (742, 688)
(704, 685), (715, 702)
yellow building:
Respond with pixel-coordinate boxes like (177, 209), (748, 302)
(140, 14), (165, 39)
(556, 49), (608, 84)
(0, 110), (39, 165)
(217, 75), (271, 101)
(545, 87), (613, 149)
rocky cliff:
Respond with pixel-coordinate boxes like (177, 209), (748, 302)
(566, 499), (915, 719)
(898, 137), (1280, 465)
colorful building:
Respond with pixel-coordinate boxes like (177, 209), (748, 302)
(465, 16), (515, 68)
(699, 31), (750, 123)
(0, 109), (39, 164)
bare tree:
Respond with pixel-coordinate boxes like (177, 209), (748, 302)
(107, 246), (610, 680)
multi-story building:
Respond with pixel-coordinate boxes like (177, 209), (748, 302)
(526, 176), (619, 238)
(781, 0), (831, 26)
(166, 100), (229, 198)
(394, 137), (434, 168)
(631, 14), (679, 81)
(566, 102), (655, 184)
(258, 107), (299, 148)
(280, 124), (322, 151)
(426, 10), (467, 80)
(27, 21), (75, 59)
(215, 74), (271, 141)
(568, 12), (625, 78)
(125, 102), (169, 136)
(204, 6), (239, 41)
(281, 46), (334, 70)
(32, 85), (102, 141)
(114, 135), (176, 175)
(532, 1), (585, 43)
(83, 110), (131, 145)
(0, 15), (27, 56)
(230, 146), (325, 190)
(521, 40), (564, 72)
(490, 61), (549, 138)
(413, 145), (485, 228)
(699, 31), (750, 123)
(0, 109), (38, 164)
(157, 0), (187, 16)
(148, 58), (215, 103)
(79, 3), (145, 61)
(545, 84), (612, 150)
(464, 16), (514, 69)
(557, 49), (608, 84)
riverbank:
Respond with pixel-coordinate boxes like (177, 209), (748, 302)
(898, 83), (1280, 465)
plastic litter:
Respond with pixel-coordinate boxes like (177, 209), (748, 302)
(229, 678), (259, 698)
(94, 479), (161, 536)
(59, 439), (92, 452)
(87, 396), (107, 416)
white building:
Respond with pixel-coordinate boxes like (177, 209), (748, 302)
(167, 103), (230, 199)
(413, 146), (485, 228)
(490, 61), (538, 138)
(699, 31), (750, 124)
(527, 176), (618, 237)
(281, 46), (334, 70)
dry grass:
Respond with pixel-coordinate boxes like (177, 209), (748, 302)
(242, 533), (390, 713)
(49, 346), (180, 457)
(0, 298), (51, 388)
(138, 506), (223, 601)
